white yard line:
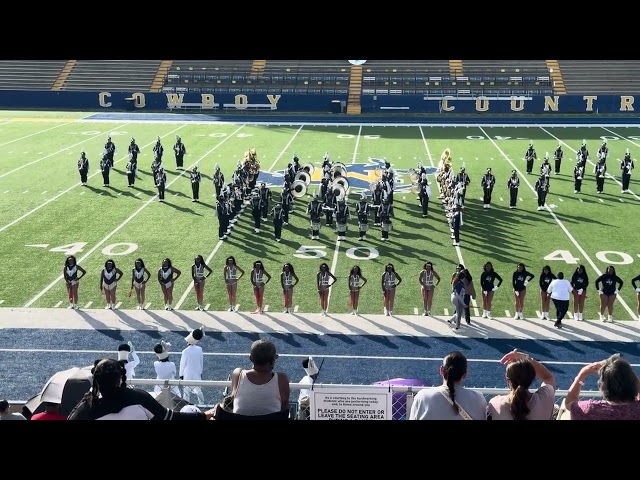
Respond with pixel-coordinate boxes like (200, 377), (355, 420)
(0, 121), (69, 147)
(145, 302), (151, 310)
(84, 301), (93, 309)
(175, 126), (300, 310)
(540, 126), (640, 201)
(294, 305), (299, 313)
(24, 125), (246, 308)
(351, 126), (362, 164)
(0, 123), (132, 179)
(481, 126), (638, 321)
(54, 301), (62, 308)
(0, 125), (187, 234)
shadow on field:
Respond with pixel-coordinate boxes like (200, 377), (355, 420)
(143, 309), (188, 334)
(110, 310), (162, 339)
(159, 200), (202, 215)
(71, 309), (124, 341)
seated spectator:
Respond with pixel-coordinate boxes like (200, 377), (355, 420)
(31, 402), (67, 421)
(487, 349), (556, 420)
(230, 339), (290, 416)
(565, 354), (640, 420)
(68, 359), (216, 420)
(0, 399), (26, 420)
(409, 351), (487, 420)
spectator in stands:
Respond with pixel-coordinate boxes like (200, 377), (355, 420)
(68, 358), (216, 420)
(487, 349), (556, 420)
(409, 351), (487, 420)
(230, 339), (290, 416)
(0, 399), (26, 420)
(565, 354), (640, 420)
(30, 402), (67, 420)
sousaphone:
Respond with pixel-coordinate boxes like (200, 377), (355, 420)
(301, 162), (315, 175)
(291, 180), (307, 198)
(332, 176), (350, 193)
(294, 169), (312, 186)
(332, 183), (347, 202)
(411, 183), (422, 194)
(332, 162), (348, 180)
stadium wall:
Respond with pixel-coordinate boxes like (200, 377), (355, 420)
(0, 90), (639, 115)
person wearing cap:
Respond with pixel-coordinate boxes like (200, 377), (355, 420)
(104, 133), (116, 168)
(118, 341), (140, 380)
(190, 164), (201, 202)
(99, 152), (111, 187)
(507, 169), (520, 209)
(297, 356), (319, 420)
(534, 173), (549, 211)
(128, 136), (140, 170)
(597, 139), (609, 164)
(77, 150), (89, 186)
(480, 168), (495, 209)
(271, 202), (285, 242)
(213, 163), (225, 198)
(173, 134), (187, 170)
(153, 135), (164, 163)
(155, 164), (167, 203)
(230, 339), (290, 416)
(180, 326), (205, 405)
(153, 340), (181, 398)
(574, 153), (585, 194)
(553, 144), (563, 175)
(524, 141), (536, 175)
(259, 182), (272, 221)
(621, 148), (634, 194)
(454, 164), (470, 202)
(250, 188), (264, 234)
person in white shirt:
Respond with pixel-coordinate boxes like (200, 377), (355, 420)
(409, 351), (487, 420)
(180, 327), (205, 405)
(117, 342), (140, 381)
(297, 356), (319, 420)
(153, 340), (181, 398)
(546, 271), (573, 329)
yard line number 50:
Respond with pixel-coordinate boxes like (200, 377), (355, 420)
(294, 245), (380, 260)
(544, 249), (638, 266)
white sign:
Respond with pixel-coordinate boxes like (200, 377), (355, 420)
(310, 387), (392, 420)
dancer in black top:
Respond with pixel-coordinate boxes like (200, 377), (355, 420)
(480, 261), (503, 319)
(571, 264), (589, 322)
(595, 266), (624, 323)
(538, 265), (556, 321)
(512, 263), (535, 320)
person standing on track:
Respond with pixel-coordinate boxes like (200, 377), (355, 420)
(595, 266), (624, 323)
(158, 258), (181, 311)
(100, 259), (123, 310)
(546, 272), (573, 329)
(480, 261), (503, 319)
(224, 256), (244, 312)
(382, 263), (402, 317)
(63, 255), (87, 309)
(317, 262), (337, 316)
(349, 265), (367, 316)
(419, 261), (441, 316)
(570, 264), (589, 322)
(129, 258), (151, 310)
(512, 263), (535, 320)
(250, 260), (272, 314)
(280, 263), (299, 314)
(632, 273), (640, 317)
(192, 255), (213, 311)
(538, 265), (556, 321)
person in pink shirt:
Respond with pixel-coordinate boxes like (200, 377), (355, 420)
(31, 402), (67, 420)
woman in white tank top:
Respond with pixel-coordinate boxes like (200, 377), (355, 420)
(230, 339), (290, 416)
(63, 255), (87, 310)
(130, 258), (151, 310)
(191, 255), (213, 311)
(158, 258), (182, 311)
(381, 263), (402, 316)
(100, 259), (123, 310)
(250, 260), (272, 314)
(224, 256), (245, 312)
(348, 265), (368, 315)
(280, 263), (299, 314)
(317, 262), (337, 316)
(419, 261), (441, 316)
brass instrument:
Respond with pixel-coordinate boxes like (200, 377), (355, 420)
(291, 180), (307, 198)
(294, 170), (312, 186)
(242, 147), (261, 182)
(332, 183), (347, 202)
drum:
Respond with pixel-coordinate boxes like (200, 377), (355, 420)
(381, 221), (392, 232)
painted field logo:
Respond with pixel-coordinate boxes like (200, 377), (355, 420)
(256, 158), (436, 196)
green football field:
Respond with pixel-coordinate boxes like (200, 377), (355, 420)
(0, 110), (639, 321)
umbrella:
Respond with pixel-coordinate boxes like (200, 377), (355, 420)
(372, 378), (430, 420)
(24, 366), (93, 418)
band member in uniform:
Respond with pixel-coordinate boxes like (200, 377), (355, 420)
(100, 259), (123, 310)
(594, 156), (607, 194)
(78, 150), (89, 186)
(382, 167), (395, 205)
(173, 135), (186, 170)
(553, 144), (563, 175)
(451, 194), (463, 246)
(280, 263), (299, 314)
(250, 260), (271, 314)
(190, 164), (201, 202)
(125, 158), (136, 187)
(480, 261), (503, 319)
(382, 263), (402, 316)
(348, 265), (367, 316)
(534, 174), (549, 211)
(192, 255), (212, 311)
(100, 153), (111, 187)
(595, 266), (624, 323)
(281, 186), (293, 225)
(250, 189), (264, 233)
(419, 178), (430, 217)
(524, 141), (536, 174)
(632, 273), (640, 317)
(213, 164), (224, 198)
(574, 156), (585, 194)
(580, 139), (589, 161)
(538, 265), (557, 321)
(355, 193), (370, 241)
(481, 167), (496, 209)
(151, 154), (162, 179)
(104, 134), (116, 168)
(454, 165), (471, 201)
(334, 199), (350, 241)
(158, 258), (181, 311)
(259, 182), (272, 221)
(129, 258), (151, 310)
(216, 195), (228, 240)
(307, 194), (323, 240)
(63, 255), (86, 309)
(621, 148), (634, 193)
(128, 136), (140, 167)
(319, 178), (329, 202)
(317, 263), (337, 316)
(324, 187), (336, 226)
(271, 202), (285, 242)
(379, 197), (393, 241)
(155, 166), (167, 202)
(152, 340), (181, 398)
(371, 182), (384, 225)
(419, 261), (441, 316)
(598, 139), (609, 164)
(153, 136), (164, 163)
(512, 263), (535, 320)
(540, 153), (551, 179)
(507, 170), (520, 209)
(570, 264), (589, 321)
(180, 326), (206, 405)
(224, 256), (244, 312)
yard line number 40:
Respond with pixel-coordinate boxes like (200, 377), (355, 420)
(48, 242), (138, 256)
(544, 249), (638, 265)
